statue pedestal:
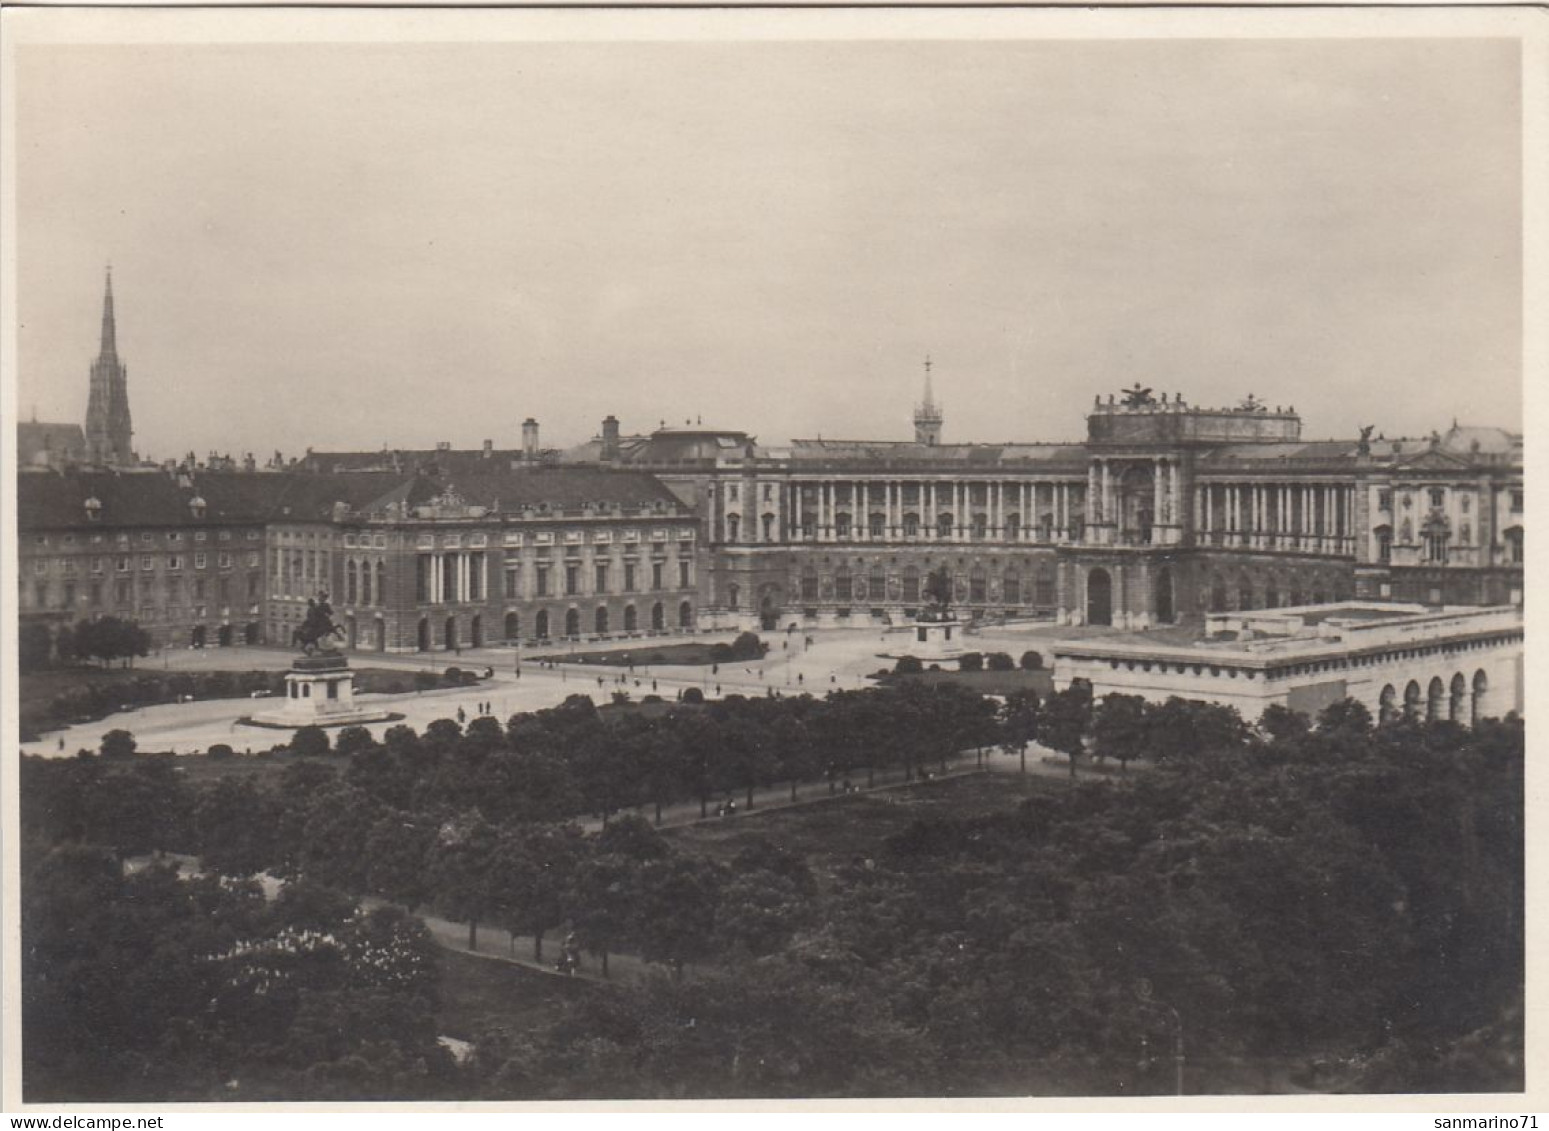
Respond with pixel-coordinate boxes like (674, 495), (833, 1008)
(250, 653), (395, 728)
(893, 616), (967, 662)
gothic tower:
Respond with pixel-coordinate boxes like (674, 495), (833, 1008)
(913, 356), (943, 446)
(85, 268), (134, 467)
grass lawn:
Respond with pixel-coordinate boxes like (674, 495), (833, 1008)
(531, 641), (762, 667)
(666, 771), (1061, 879)
(876, 668), (1054, 697)
(436, 947), (598, 1042)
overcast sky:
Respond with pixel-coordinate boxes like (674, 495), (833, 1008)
(14, 35), (1522, 459)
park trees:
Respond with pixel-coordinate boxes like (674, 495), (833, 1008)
(492, 822), (587, 963)
(1092, 693), (1148, 772)
(1040, 682), (1094, 779)
(1000, 689), (1041, 774)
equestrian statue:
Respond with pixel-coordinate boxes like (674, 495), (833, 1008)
(292, 592), (346, 655)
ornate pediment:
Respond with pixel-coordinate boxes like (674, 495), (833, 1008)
(1393, 448), (1472, 472)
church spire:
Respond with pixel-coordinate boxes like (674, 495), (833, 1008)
(99, 266), (117, 358)
(913, 355), (944, 445)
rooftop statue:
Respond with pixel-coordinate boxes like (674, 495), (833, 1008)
(1120, 383), (1157, 408)
(1238, 393), (1267, 413)
(292, 592), (345, 655)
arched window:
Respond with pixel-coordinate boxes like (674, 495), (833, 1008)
(595, 606), (609, 634)
(1374, 524), (1393, 564)
(346, 559), (358, 605)
(361, 560), (373, 606)
(1210, 575), (1227, 613)
(1403, 680), (1422, 720)
(869, 512), (886, 538)
(762, 514), (776, 541)
(1379, 684), (1397, 724)
(652, 602), (665, 630)
(1504, 526), (1523, 565)
(725, 514), (740, 542)
(727, 583), (740, 609)
(375, 561), (386, 606)
(869, 565), (886, 599)
(417, 617), (431, 652)
(624, 605), (638, 631)
(1005, 513), (1020, 541)
(835, 566), (852, 601)
(902, 566), (921, 603)
(903, 512), (920, 538)
(1238, 579), (1255, 611)
(565, 608), (581, 637)
(1450, 672), (1467, 722)
(1472, 669), (1489, 724)
(1427, 676), (1446, 721)
(505, 611), (520, 640)
(444, 616), (458, 651)
(1002, 570), (1021, 605)
(679, 601), (693, 628)
(536, 610), (550, 638)
(969, 568), (987, 603)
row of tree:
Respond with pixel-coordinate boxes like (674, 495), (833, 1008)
(20, 615), (150, 671)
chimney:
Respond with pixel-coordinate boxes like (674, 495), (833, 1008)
(482, 439), (493, 458)
(522, 418), (539, 459)
(601, 415), (620, 461)
(435, 440), (452, 452)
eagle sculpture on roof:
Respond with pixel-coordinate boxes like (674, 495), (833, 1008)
(1120, 383), (1157, 408)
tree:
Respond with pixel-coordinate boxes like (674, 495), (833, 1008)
(100, 728), (137, 759)
(632, 856), (724, 980)
(1317, 697), (1373, 736)
(893, 655), (924, 675)
(986, 652), (1015, 672)
(195, 776), (281, 877)
(334, 725), (376, 758)
(493, 823), (588, 962)
(290, 725), (330, 757)
(958, 652), (984, 673)
(1258, 703), (1311, 743)
(1041, 683), (1093, 779)
(1000, 689), (1042, 774)
(427, 814), (501, 951)
(1092, 693), (1148, 772)
(1020, 650), (1045, 671)
(19, 621), (55, 670)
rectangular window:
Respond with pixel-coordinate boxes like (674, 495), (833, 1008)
(679, 560), (690, 588)
(536, 566), (550, 597)
(140, 556), (154, 571)
(652, 562), (664, 590)
(91, 557), (104, 573)
(117, 556), (130, 572)
(1511, 490), (1524, 513)
(219, 530), (232, 542)
(218, 552), (233, 569)
(33, 582), (48, 607)
(504, 566), (520, 599)
(625, 562), (637, 592)
(247, 552), (259, 568)
(168, 556), (182, 571)
(195, 553), (207, 569)
(218, 578), (231, 604)
(595, 563), (609, 594)
(903, 574), (920, 602)
(1429, 488), (1445, 509)
(194, 579), (206, 599)
(248, 575), (261, 599)
(1378, 489), (1392, 512)
(168, 532), (182, 544)
(62, 582), (76, 607)
(565, 565), (579, 596)
(195, 531), (207, 543)
(89, 581), (102, 607)
(141, 532), (154, 544)
(33, 559), (46, 575)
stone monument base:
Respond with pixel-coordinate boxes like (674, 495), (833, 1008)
(249, 653), (395, 728)
(889, 616), (967, 663)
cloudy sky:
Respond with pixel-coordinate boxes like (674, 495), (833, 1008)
(13, 30), (1522, 458)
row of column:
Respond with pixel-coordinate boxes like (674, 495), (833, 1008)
(774, 480), (1087, 544)
(273, 547), (329, 599)
(1196, 483), (1355, 554)
(423, 551), (486, 604)
(1085, 457), (1182, 544)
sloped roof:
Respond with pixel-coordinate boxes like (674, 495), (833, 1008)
(18, 466), (690, 531)
(17, 422), (87, 467)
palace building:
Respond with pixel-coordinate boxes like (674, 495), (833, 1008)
(585, 372), (1523, 634)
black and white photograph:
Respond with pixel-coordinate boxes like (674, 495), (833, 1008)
(1, 6), (1537, 1111)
